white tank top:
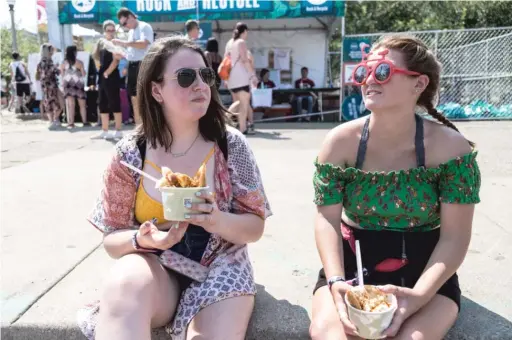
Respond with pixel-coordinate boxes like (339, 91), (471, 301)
(225, 39), (250, 90)
(10, 61), (30, 84)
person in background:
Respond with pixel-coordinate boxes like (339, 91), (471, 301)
(204, 37), (222, 88)
(1, 73), (8, 108)
(113, 7), (154, 126)
(257, 68), (276, 89)
(61, 45), (89, 128)
(36, 43), (63, 129)
(185, 19), (200, 41)
(9, 52), (32, 113)
(92, 20), (123, 141)
(224, 22), (257, 135)
(294, 66), (316, 119)
(25, 92), (39, 113)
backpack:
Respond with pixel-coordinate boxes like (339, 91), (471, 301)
(14, 64), (26, 82)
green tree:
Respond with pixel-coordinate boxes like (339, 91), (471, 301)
(343, 1), (512, 35)
(1, 28), (40, 81)
(329, 1), (512, 84)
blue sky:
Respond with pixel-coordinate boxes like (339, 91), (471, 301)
(0, 0), (99, 35)
(0, 0), (39, 33)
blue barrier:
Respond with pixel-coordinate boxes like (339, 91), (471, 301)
(438, 101), (512, 120)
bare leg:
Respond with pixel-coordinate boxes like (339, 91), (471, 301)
(186, 296), (254, 340)
(131, 96), (141, 125)
(95, 253), (180, 340)
(248, 105), (253, 124)
(66, 97), (75, 126)
(237, 91), (251, 133)
(228, 92), (240, 126)
(114, 112), (122, 131)
(394, 294), (458, 340)
(91, 113), (110, 139)
(310, 286), (362, 340)
(78, 98), (87, 124)
(53, 109), (61, 124)
(100, 113), (110, 131)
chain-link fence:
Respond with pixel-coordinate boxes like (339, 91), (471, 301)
(330, 27), (512, 120)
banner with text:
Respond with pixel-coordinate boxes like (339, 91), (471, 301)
(59, 0), (344, 24)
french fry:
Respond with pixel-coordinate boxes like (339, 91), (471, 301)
(155, 165), (207, 188)
(176, 173), (193, 187)
(347, 285), (390, 312)
(346, 290), (363, 310)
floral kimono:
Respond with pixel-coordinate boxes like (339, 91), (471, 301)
(36, 58), (62, 113)
(77, 127), (272, 339)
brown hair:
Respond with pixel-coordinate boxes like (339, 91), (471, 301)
(135, 36), (229, 152)
(233, 22), (248, 40)
(117, 7), (136, 20)
(373, 35), (473, 147)
(185, 20), (199, 33)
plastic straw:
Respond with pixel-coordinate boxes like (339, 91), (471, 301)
(355, 240), (364, 289)
(120, 161), (159, 183)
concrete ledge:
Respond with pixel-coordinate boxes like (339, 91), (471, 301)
(3, 295), (512, 340)
(2, 125), (512, 340)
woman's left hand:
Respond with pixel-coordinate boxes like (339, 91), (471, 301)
(184, 190), (222, 233)
(378, 285), (427, 337)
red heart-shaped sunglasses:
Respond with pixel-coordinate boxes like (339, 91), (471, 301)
(351, 43), (421, 85)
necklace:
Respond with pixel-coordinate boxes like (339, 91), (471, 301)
(171, 133), (200, 158)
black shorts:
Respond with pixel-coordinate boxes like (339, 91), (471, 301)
(230, 85), (250, 94)
(153, 224), (210, 292)
(312, 226), (461, 311)
(98, 78), (121, 113)
(16, 83), (30, 97)
(127, 61), (141, 97)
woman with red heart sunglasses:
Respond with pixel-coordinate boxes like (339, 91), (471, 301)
(311, 35), (480, 340)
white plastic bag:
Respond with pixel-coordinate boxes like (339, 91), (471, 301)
(251, 88), (272, 108)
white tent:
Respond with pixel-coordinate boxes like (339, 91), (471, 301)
(80, 16), (341, 88)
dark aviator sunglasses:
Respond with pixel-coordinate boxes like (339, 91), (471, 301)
(170, 68), (216, 88)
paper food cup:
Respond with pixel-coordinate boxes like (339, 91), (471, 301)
(159, 186), (208, 222)
(344, 286), (397, 339)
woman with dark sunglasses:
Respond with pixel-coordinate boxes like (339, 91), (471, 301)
(310, 35), (481, 340)
(77, 36), (272, 340)
(91, 20), (123, 141)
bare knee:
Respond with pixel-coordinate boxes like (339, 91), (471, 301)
(309, 315), (345, 340)
(101, 254), (156, 316)
(395, 331), (427, 340)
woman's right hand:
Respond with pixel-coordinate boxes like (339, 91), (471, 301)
(330, 281), (359, 336)
(250, 75), (258, 88)
(136, 220), (189, 250)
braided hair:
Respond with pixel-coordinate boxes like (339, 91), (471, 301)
(374, 35), (474, 147)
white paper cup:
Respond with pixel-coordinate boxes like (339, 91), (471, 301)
(159, 186), (208, 222)
(344, 287), (397, 339)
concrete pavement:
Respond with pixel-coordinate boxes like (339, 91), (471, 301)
(1, 115), (511, 339)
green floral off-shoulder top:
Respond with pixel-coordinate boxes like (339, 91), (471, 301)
(313, 151), (481, 232)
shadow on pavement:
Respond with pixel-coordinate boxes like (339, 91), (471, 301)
(446, 296), (512, 340)
(256, 122), (338, 130)
(248, 130), (291, 140)
(246, 284), (311, 340)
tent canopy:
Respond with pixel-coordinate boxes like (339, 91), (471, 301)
(58, 0), (344, 87)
